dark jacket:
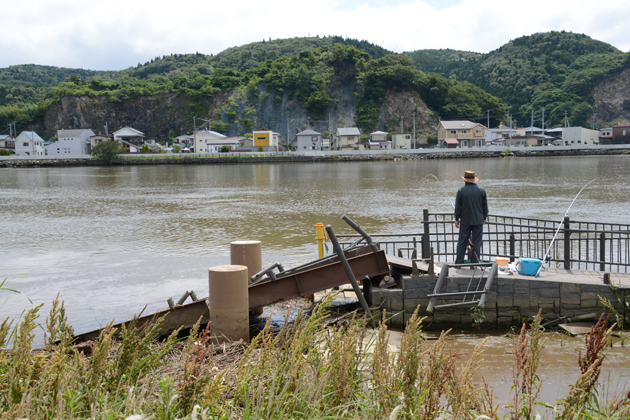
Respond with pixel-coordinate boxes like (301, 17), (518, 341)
(455, 183), (488, 226)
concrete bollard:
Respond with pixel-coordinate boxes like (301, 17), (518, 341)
(230, 240), (262, 283)
(208, 265), (250, 344)
(231, 240), (264, 316)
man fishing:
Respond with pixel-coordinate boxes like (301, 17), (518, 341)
(454, 170), (488, 265)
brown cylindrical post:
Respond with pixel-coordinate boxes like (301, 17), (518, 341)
(208, 265), (249, 343)
(230, 240), (262, 283)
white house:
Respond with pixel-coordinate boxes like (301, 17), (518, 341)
(45, 129), (95, 155)
(562, 127), (599, 146)
(295, 129), (322, 151)
(205, 137), (242, 153)
(113, 127), (145, 147)
(192, 129), (226, 152)
(15, 131), (45, 156)
(392, 134), (412, 149)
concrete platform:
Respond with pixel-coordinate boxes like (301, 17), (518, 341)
(373, 258), (630, 329)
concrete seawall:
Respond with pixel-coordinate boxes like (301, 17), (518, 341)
(371, 268), (630, 329)
(1, 147), (629, 168)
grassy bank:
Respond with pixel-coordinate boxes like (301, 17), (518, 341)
(1, 295), (629, 419)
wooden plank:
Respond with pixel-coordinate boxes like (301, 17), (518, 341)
(386, 254), (441, 274)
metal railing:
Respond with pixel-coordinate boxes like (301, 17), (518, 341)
(331, 233), (422, 260)
(420, 210), (630, 273)
(323, 211), (630, 273)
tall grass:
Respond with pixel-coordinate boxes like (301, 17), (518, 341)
(1, 294), (629, 419)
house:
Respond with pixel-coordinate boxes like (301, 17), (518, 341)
(192, 129), (226, 153)
(0, 134), (14, 150)
(517, 126), (544, 136)
(15, 131), (45, 156)
(612, 124), (630, 145)
(438, 121), (487, 148)
(90, 134), (114, 149)
(545, 127), (563, 140)
(504, 135), (540, 147)
(370, 131), (388, 142)
(392, 134), (412, 149)
(444, 139), (459, 149)
(336, 127), (361, 150)
(113, 127), (145, 148)
(252, 128), (279, 151)
(369, 141), (392, 150)
(204, 136), (243, 153)
(599, 128), (613, 145)
(175, 135), (191, 145)
(295, 129), (322, 151)
(45, 129), (95, 155)
(368, 130), (391, 150)
(562, 127), (599, 146)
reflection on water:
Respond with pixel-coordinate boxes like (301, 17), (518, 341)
(1, 156), (630, 339)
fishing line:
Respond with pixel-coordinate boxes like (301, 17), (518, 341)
(537, 178), (597, 276)
(423, 174), (454, 209)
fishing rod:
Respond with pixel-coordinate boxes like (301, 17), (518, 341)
(424, 174), (481, 264)
(536, 178), (597, 276)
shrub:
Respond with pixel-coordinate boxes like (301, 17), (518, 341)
(219, 145), (231, 153)
(91, 141), (123, 161)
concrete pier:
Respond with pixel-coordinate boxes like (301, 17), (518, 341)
(371, 265), (630, 328)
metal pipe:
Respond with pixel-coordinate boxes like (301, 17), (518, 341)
(325, 224), (376, 328)
(342, 215), (378, 252)
(426, 264), (449, 314)
(176, 291), (190, 305)
(478, 263), (497, 308)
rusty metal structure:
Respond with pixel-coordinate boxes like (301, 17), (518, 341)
(73, 216), (389, 344)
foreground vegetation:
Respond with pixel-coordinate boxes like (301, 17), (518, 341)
(1, 293), (629, 420)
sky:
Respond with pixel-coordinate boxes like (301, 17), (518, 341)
(2, 0), (629, 71)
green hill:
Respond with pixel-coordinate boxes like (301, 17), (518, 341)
(405, 31), (630, 127)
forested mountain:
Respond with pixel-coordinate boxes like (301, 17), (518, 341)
(407, 31), (630, 127)
(0, 39), (502, 140)
(2, 31), (629, 140)
(405, 49), (482, 77)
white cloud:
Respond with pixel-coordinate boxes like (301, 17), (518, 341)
(1, 0), (629, 70)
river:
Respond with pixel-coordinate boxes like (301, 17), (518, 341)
(1, 155), (630, 336)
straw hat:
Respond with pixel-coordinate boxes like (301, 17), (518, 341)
(462, 170), (479, 183)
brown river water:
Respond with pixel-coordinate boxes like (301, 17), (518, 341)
(1, 155), (630, 411)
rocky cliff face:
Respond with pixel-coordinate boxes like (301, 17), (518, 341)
(42, 85), (438, 142)
(592, 68), (630, 125)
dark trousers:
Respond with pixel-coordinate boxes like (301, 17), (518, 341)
(455, 224), (484, 264)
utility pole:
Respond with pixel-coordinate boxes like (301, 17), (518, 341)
(592, 113), (598, 129)
(400, 116), (403, 134)
(564, 110), (570, 128)
(413, 111), (416, 149)
(104, 122), (108, 135)
(530, 110), (534, 134)
(541, 109), (546, 132)
(487, 110), (490, 129)
(509, 114), (512, 142)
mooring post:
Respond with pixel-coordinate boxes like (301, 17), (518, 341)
(599, 232), (606, 272)
(325, 224), (376, 328)
(563, 216), (571, 269)
(422, 209), (430, 259)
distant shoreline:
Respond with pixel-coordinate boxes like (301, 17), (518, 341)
(1, 147), (628, 168)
